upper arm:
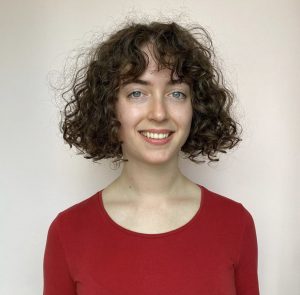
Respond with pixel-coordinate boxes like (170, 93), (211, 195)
(43, 216), (76, 295)
(234, 206), (260, 295)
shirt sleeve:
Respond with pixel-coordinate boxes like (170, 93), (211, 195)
(234, 206), (260, 295)
(43, 215), (76, 295)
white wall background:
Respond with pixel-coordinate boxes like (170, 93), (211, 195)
(1, 0), (299, 294)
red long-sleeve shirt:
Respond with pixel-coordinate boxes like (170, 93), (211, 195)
(43, 185), (259, 294)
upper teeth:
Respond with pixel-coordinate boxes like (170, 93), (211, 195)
(141, 132), (170, 139)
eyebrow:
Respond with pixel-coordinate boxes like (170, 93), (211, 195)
(122, 78), (187, 86)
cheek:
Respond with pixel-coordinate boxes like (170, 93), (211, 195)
(116, 106), (143, 132)
(185, 102), (193, 124)
(173, 105), (193, 127)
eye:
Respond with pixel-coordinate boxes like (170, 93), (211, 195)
(170, 91), (186, 100)
(128, 91), (143, 98)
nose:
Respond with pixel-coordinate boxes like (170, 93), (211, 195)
(147, 95), (168, 121)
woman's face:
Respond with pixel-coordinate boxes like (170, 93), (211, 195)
(115, 44), (193, 165)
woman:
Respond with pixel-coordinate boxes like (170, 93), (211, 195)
(43, 21), (260, 294)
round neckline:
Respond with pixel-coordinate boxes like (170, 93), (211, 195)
(96, 184), (206, 238)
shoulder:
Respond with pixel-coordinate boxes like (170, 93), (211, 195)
(48, 191), (100, 233)
(201, 185), (255, 227)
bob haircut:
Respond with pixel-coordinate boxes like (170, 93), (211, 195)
(60, 21), (241, 168)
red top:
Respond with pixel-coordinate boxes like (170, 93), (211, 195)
(43, 185), (260, 295)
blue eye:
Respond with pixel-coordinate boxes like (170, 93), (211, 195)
(128, 91), (142, 98)
(171, 91), (186, 99)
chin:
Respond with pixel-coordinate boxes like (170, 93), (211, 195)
(142, 154), (177, 165)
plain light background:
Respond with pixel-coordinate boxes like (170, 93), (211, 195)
(1, 0), (299, 294)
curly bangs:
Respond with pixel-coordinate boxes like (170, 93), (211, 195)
(59, 21), (241, 167)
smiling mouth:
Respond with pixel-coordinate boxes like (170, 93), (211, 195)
(139, 131), (173, 139)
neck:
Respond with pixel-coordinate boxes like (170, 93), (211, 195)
(114, 156), (189, 205)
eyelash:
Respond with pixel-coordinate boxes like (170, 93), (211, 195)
(127, 91), (186, 100)
(170, 91), (186, 99)
(128, 91), (143, 98)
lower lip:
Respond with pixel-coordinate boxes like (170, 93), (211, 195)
(139, 132), (174, 145)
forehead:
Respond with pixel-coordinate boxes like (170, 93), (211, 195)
(120, 67), (188, 89)
(140, 43), (174, 73)
(139, 65), (177, 82)
(119, 42), (191, 87)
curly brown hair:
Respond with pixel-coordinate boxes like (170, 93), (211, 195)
(59, 21), (241, 168)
